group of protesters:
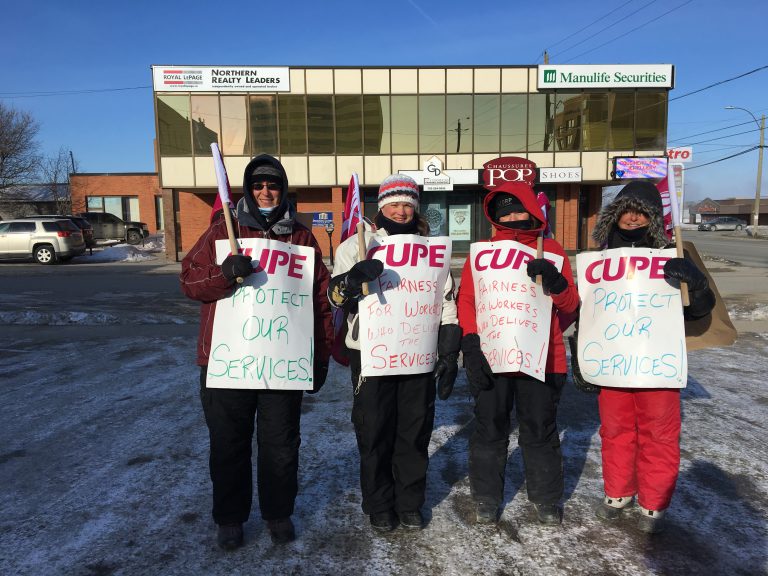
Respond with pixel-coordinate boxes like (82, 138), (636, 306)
(180, 154), (715, 550)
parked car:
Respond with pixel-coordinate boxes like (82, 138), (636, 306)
(698, 216), (745, 232)
(0, 218), (86, 264)
(22, 215), (95, 247)
(78, 212), (150, 245)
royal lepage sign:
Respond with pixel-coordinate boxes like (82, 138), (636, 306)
(208, 238), (315, 390)
(470, 240), (563, 381)
(576, 248), (687, 388)
(359, 235), (452, 377)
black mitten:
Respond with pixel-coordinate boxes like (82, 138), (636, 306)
(527, 258), (568, 295)
(221, 254), (253, 281)
(461, 333), (496, 397)
(307, 364), (328, 394)
(344, 259), (384, 297)
(663, 258), (708, 291)
(434, 324), (462, 400)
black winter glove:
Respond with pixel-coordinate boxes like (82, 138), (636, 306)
(663, 258), (708, 291)
(461, 333), (496, 397)
(527, 258), (568, 295)
(307, 363), (328, 394)
(344, 259), (385, 297)
(221, 254), (253, 282)
(434, 324), (462, 400)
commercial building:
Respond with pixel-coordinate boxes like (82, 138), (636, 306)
(152, 64), (673, 260)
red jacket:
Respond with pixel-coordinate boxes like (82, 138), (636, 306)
(180, 214), (333, 368)
(457, 183), (579, 374)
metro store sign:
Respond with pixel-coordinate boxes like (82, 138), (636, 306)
(538, 64), (674, 89)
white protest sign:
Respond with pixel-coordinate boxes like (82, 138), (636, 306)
(576, 248), (687, 388)
(207, 238), (315, 390)
(470, 240), (563, 381)
(359, 234), (452, 377)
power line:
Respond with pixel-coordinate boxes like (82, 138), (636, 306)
(542, 0), (635, 59)
(670, 65), (768, 102)
(562, 0), (694, 63)
(685, 146), (759, 170)
(681, 127), (762, 146)
(667, 120), (754, 144)
(0, 86), (152, 99)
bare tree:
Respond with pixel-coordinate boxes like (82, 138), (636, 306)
(0, 102), (40, 194)
(39, 147), (78, 214)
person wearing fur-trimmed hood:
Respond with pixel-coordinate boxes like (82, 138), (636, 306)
(589, 180), (715, 533)
(327, 174), (461, 532)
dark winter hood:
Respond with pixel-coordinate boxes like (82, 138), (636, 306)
(483, 181), (545, 242)
(592, 180), (667, 249)
(237, 154), (294, 234)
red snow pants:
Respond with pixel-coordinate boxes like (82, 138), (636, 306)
(598, 387), (681, 511)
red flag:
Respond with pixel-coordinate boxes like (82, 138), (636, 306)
(210, 143), (234, 223)
(341, 173), (361, 242)
(536, 191), (552, 238)
(656, 176), (674, 241)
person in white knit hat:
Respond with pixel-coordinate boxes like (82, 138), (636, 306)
(328, 173), (462, 532)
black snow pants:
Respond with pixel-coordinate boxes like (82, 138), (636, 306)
(199, 367), (303, 525)
(349, 350), (436, 515)
(469, 373), (565, 507)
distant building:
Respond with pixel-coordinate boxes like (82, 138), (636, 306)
(689, 197), (768, 225)
(0, 183), (70, 219)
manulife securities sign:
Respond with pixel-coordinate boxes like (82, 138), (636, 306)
(537, 64), (674, 89)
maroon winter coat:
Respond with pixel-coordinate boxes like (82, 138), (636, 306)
(456, 182), (579, 375)
(180, 214), (333, 369)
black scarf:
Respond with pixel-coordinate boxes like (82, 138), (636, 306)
(609, 224), (650, 248)
(375, 212), (418, 236)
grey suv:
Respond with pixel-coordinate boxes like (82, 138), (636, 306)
(698, 216), (745, 231)
(0, 218), (86, 264)
(78, 212), (150, 245)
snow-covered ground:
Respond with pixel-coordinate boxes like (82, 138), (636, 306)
(1, 237), (767, 575)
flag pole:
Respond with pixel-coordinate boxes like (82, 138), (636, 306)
(356, 222), (369, 296)
(211, 143), (243, 284)
(667, 165), (689, 305)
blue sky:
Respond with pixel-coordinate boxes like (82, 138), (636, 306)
(2, 0), (766, 202)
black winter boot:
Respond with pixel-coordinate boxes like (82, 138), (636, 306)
(533, 503), (562, 525)
(216, 523), (244, 550)
(266, 517), (296, 545)
(370, 509), (399, 532)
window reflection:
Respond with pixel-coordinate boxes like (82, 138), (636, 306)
(335, 95), (363, 155)
(474, 95), (500, 153)
(391, 96), (417, 153)
(157, 95), (191, 156)
(554, 92), (582, 151)
(307, 95), (334, 154)
(364, 95), (390, 154)
(608, 93), (634, 149)
(221, 96), (248, 155)
(419, 95), (445, 154)
(191, 96), (220, 155)
(250, 95), (278, 155)
(582, 93), (608, 151)
(501, 94), (527, 151)
(278, 95), (306, 154)
(528, 94), (553, 151)
(447, 95), (472, 153)
(635, 92), (667, 149)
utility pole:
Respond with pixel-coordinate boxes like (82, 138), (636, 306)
(69, 150), (76, 174)
(726, 106), (763, 238)
(450, 117), (470, 153)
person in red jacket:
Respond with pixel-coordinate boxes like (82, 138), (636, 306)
(180, 154), (333, 550)
(457, 181), (579, 525)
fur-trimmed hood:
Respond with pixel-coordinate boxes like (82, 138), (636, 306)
(592, 181), (667, 248)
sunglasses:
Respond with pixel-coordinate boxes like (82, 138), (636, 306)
(253, 182), (281, 192)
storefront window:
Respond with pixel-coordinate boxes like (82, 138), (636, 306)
(157, 95), (191, 156)
(221, 96), (249, 156)
(278, 95), (306, 155)
(582, 93), (608, 151)
(447, 95), (473, 154)
(335, 95), (363, 155)
(307, 95), (334, 154)
(501, 94), (527, 151)
(635, 92), (667, 149)
(554, 92), (582, 151)
(528, 94), (553, 151)
(474, 95), (500, 153)
(608, 92), (634, 150)
(363, 95), (390, 154)
(419, 95), (445, 154)
(250, 95), (279, 155)
(391, 96), (418, 153)
(191, 96), (220, 155)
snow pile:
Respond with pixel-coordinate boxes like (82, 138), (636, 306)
(74, 234), (165, 263)
(728, 301), (768, 320)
